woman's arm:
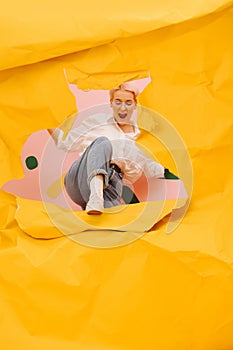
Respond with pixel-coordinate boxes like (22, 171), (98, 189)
(47, 124), (87, 153)
(47, 112), (107, 153)
(47, 113), (78, 146)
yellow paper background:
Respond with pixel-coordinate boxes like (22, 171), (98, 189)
(1, 1), (233, 349)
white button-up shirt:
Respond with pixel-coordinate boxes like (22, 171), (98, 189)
(53, 113), (164, 183)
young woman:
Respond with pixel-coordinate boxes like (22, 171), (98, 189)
(48, 83), (166, 214)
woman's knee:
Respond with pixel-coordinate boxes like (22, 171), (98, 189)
(94, 136), (110, 145)
(92, 136), (112, 153)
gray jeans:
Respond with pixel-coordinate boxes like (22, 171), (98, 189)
(64, 137), (123, 210)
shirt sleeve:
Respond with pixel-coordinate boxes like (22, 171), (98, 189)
(53, 124), (87, 153)
(53, 113), (110, 153)
(131, 142), (165, 179)
(133, 148), (165, 181)
(142, 156), (165, 178)
(112, 139), (165, 183)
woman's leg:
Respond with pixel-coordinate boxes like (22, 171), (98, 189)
(64, 136), (122, 212)
(103, 168), (123, 208)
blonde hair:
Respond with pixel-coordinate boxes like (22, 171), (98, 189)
(109, 83), (139, 103)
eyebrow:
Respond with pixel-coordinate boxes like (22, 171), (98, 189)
(114, 98), (134, 102)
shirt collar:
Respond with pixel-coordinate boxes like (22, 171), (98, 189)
(108, 114), (140, 140)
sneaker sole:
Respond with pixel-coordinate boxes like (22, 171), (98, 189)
(86, 209), (103, 215)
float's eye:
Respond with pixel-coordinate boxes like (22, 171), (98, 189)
(25, 156), (38, 170)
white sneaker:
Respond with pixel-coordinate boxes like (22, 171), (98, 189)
(86, 194), (104, 215)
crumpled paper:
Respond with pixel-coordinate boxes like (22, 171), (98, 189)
(0, 1), (233, 349)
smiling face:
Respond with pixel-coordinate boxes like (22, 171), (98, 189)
(111, 89), (137, 126)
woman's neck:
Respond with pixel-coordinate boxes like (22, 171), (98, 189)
(118, 123), (135, 134)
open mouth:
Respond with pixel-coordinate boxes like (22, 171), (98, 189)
(118, 113), (127, 119)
